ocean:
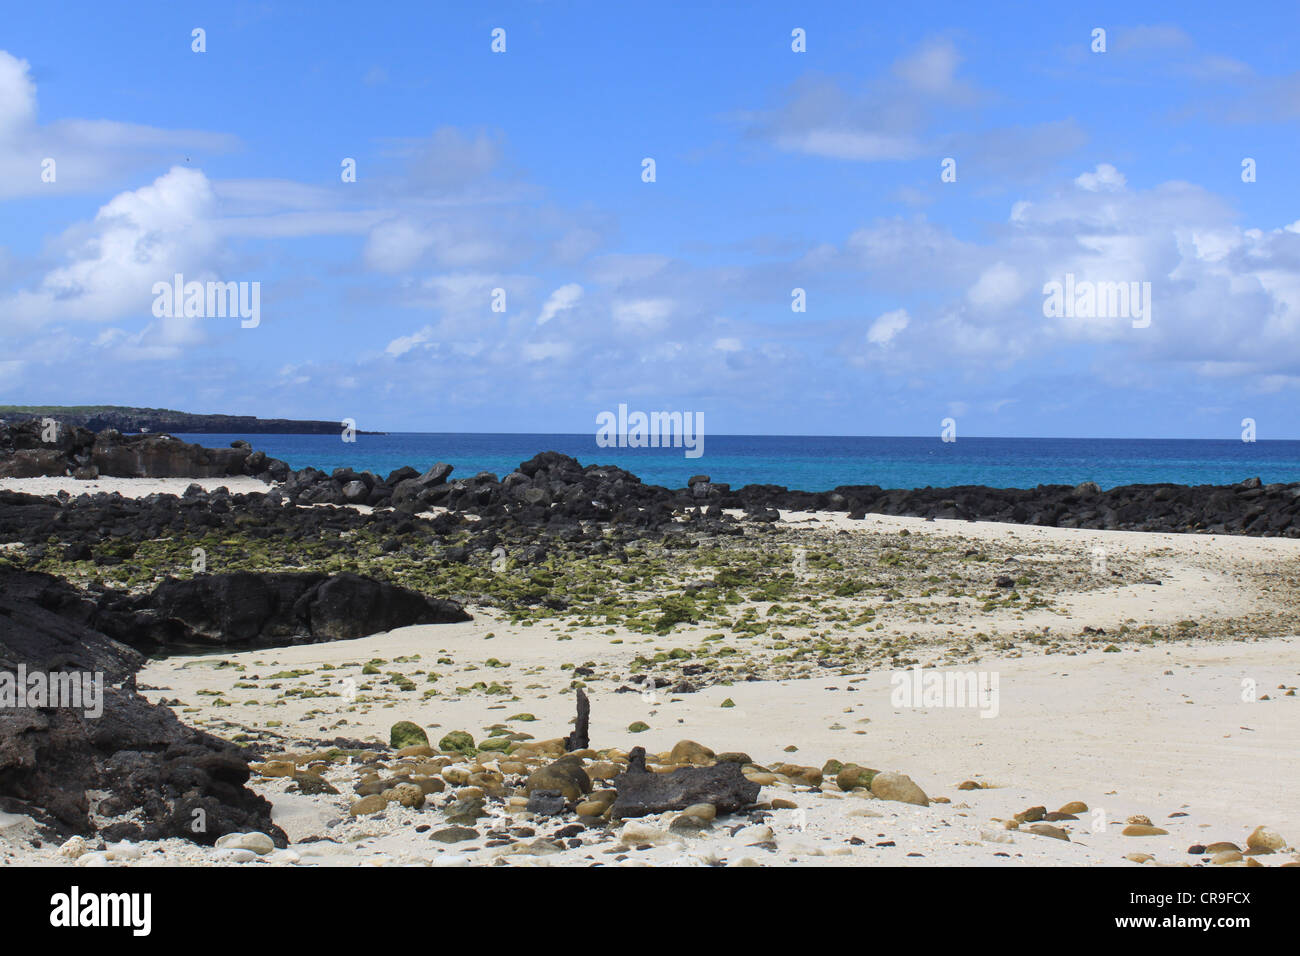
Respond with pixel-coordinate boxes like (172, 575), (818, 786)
(172, 434), (1300, 492)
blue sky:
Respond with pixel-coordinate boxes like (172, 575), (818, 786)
(1, 0), (1298, 437)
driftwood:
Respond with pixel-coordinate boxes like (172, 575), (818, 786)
(611, 746), (760, 819)
(565, 688), (590, 751)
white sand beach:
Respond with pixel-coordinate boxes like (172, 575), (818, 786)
(3, 477), (1295, 867)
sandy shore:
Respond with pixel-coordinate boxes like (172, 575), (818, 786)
(0, 475), (271, 497)
(2, 477), (1296, 867)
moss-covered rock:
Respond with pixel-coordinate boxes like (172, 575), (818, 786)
(389, 720), (429, 749)
(438, 730), (476, 754)
(835, 764), (878, 791)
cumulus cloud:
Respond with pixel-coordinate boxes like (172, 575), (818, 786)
(1074, 163), (1127, 192)
(0, 50), (237, 199)
(2, 166), (219, 329)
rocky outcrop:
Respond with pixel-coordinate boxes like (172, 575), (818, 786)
(266, 446), (1300, 538)
(0, 570), (286, 845)
(0, 419), (292, 482)
(3, 425), (1299, 539)
(723, 478), (1300, 537)
(84, 571), (471, 650)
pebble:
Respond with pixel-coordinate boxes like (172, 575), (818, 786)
(1026, 824), (1070, 841)
(215, 831), (275, 855)
(1246, 826), (1285, 853)
(575, 795), (614, 818)
(525, 757), (592, 802)
(836, 765), (877, 791)
(618, 821), (674, 846)
(430, 826), (479, 844)
(349, 794), (388, 816)
(776, 764), (823, 787)
(105, 841), (143, 861)
(1121, 824), (1169, 837)
(57, 836), (88, 859)
(670, 815), (712, 834)
(669, 740), (716, 765)
(384, 783), (426, 809)
(444, 796), (488, 825)
(212, 848), (258, 864)
(735, 824), (774, 844)
(870, 771), (929, 806)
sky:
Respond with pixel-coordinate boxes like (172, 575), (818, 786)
(1, 0), (1298, 438)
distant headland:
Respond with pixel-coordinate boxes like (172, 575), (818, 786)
(0, 405), (385, 436)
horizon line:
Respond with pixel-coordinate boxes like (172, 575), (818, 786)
(169, 430), (1300, 443)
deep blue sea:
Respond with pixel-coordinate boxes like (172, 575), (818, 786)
(172, 434), (1300, 492)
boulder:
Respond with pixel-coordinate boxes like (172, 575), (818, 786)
(390, 721), (429, 749)
(91, 571), (471, 648)
(525, 755), (592, 802)
(869, 771), (929, 806)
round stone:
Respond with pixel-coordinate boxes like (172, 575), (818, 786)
(349, 794), (389, 816)
(1246, 826), (1285, 852)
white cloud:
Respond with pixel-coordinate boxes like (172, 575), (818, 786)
(892, 38), (966, 97)
(2, 166), (219, 329)
(867, 309), (910, 346)
(775, 129), (921, 162)
(537, 283), (583, 325)
(522, 341), (572, 362)
(1075, 163), (1127, 192)
(967, 262), (1025, 309)
(612, 298), (674, 330)
(0, 50), (37, 132)
(365, 219), (436, 272)
(0, 50), (238, 199)
(386, 326), (435, 357)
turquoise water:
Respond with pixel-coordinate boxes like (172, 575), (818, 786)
(174, 434), (1300, 492)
